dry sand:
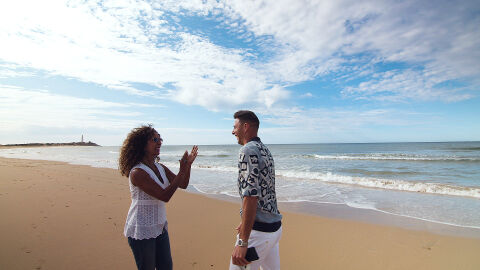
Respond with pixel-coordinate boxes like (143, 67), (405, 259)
(1, 157), (479, 270)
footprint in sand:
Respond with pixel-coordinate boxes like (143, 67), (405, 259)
(422, 239), (438, 250)
(21, 247), (32, 254)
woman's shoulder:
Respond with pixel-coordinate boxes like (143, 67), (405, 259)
(130, 166), (148, 176)
(131, 163), (152, 177)
(129, 166), (151, 186)
(130, 162), (146, 171)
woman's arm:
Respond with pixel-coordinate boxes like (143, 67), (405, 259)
(161, 164), (190, 190)
(162, 146), (198, 189)
(130, 152), (189, 202)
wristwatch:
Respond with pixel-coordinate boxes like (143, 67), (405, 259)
(236, 238), (248, 247)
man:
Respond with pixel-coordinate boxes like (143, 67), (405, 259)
(230, 110), (282, 270)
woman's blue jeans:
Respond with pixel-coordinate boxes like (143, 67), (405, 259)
(127, 229), (173, 270)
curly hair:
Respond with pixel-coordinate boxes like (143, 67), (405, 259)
(119, 124), (157, 177)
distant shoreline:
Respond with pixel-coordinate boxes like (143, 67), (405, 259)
(0, 142), (100, 148)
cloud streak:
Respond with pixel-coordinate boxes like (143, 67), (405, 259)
(0, 84), (143, 131)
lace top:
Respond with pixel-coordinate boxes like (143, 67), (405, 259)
(124, 162), (170, 240)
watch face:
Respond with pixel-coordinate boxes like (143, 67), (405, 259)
(237, 239), (247, 246)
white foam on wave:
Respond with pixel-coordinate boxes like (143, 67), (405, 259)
(197, 150), (232, 157)
(163, 160), (480, 199)
(310, 154), (480, 162)
(276, 170), (480, 199)
(372, 207), (480, 230)
(161, 161), (237, 173)
(196, 164), (237, 172)
(345, 201), (377, 210)
(161, 150), (231, 158)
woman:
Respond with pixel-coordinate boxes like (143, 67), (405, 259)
(119, 125), (198, 270)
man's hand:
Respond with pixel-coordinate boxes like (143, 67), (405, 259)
(231, 245), (249, 266)
(232, 196), (257, 266)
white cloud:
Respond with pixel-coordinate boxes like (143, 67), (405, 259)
(221, 0), (480, 100)
(253, 105), (441, 143)
(0, 0), (478, 116)
(0, 0), (289, 111)
(300, 92), (314, 98)
(261, 107), (415, 129)
(0, 84), (144, 131)
(342, 69), (474, 102)
(258, 86), (290, 108)
(0, 63), (37, 78)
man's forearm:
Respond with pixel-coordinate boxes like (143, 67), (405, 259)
(239, 196), (258, 242)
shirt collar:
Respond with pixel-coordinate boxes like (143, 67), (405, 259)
(248, 137), (261, 142)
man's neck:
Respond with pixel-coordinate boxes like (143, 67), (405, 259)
(242, 134), (259, 145)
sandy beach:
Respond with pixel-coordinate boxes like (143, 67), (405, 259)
(1, 157), (480, 270)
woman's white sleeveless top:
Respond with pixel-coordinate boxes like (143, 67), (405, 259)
(124, 162), (170, 240)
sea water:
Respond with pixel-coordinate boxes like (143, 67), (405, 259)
(1, 141), (480, 229)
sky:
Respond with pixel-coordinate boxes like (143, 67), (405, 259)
(0, 0), (479, 146)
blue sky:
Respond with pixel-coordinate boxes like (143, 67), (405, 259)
(0, 0), (479, 145)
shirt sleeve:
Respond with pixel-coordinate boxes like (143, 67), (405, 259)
(238, 145), (260, 197)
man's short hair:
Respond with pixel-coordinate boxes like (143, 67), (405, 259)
(234, 110), (260, 128)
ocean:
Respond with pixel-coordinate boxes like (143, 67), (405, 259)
(1, 141), (480, 229)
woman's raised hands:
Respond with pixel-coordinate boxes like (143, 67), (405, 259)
(179, 145), (198, 172)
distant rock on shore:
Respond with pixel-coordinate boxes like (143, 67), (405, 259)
(0, 141), (100, 147)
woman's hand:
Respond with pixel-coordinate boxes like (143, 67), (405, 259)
(179, 151), (188, 172)
(179, 146), (198, 173)
(176, 146), (197, 189)
(187, 145), (198, 165)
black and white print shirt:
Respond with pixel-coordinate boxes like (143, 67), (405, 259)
(238, 137), (282, 223)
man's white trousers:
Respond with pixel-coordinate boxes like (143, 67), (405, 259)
(229, 226), (282, 270)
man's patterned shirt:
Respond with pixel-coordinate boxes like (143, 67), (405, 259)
(238, 137), (282, 223)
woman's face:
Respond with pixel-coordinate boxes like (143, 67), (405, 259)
(145, 131), (163, 157)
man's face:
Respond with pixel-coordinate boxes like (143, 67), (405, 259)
(232, 118), (245, 145)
